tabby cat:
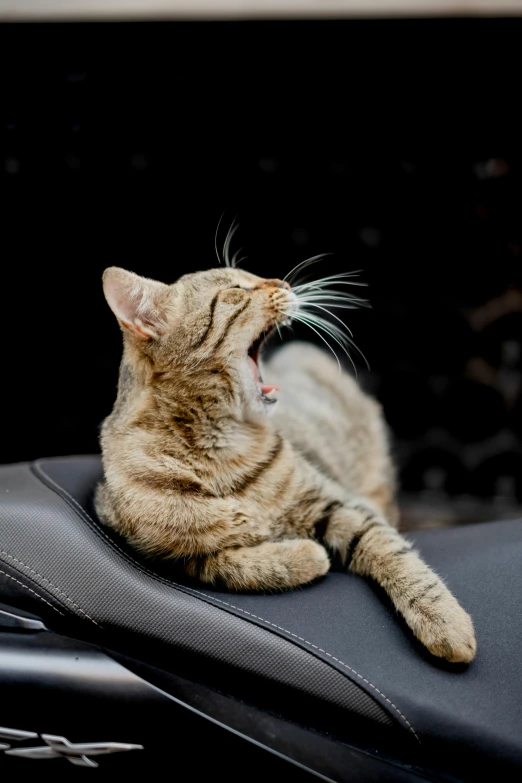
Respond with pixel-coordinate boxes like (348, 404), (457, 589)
(96, 262), (476, 664)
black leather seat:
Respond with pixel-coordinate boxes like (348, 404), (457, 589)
(1, 456), (521, 780)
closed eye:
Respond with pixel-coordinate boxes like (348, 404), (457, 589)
(228, 285), (253, 291)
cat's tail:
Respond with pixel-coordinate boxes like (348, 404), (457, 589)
(325, 503), (477, 663)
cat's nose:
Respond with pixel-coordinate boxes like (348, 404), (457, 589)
(260, 278), (291, 291)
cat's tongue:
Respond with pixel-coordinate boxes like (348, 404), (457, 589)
(248, 356), (279, 396)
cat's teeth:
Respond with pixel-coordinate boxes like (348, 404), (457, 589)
(264, 389), (277, 399)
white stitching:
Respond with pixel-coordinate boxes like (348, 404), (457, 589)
(0, 568), (65, 617)
(176, 584), (421, 743)
(35, 462), (421, 742)
(0, 551), (100, 627)
(34, 461), (420, 743)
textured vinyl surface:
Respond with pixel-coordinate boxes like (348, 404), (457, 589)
(2, 456), (522, 775)
(0, 458), (392, 729)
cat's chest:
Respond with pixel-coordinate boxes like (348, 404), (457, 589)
(201, 438), (298, 514)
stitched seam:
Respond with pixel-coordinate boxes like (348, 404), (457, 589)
(0, 551), (100, 627)
(0, 568), (65, 617)
(175, 585), (420, 743)
(34, 461), (420, 742)
(32, 461), (420, 743)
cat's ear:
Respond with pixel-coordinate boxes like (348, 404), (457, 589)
(102, 267), (170, 340)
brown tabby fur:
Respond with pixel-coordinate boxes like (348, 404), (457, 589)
(96, 265), (476, 664)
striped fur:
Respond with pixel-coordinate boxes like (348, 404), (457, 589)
(96, 265), (476, 664)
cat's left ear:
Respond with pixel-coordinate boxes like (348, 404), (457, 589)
(102, 267), (170, 340)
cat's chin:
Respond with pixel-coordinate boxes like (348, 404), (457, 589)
(261, 388), (278, 404)
(244, 402), (278, 423)
(242, 384), (279, 422)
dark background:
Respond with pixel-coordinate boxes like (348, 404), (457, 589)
(2, 19), (522, 525)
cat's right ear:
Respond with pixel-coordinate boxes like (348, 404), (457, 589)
(102, 267), (170, 340)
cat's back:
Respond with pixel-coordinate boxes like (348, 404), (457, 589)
(266, 342), (397, 517)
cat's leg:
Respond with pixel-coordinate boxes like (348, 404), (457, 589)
(186, 539), (330, 591)
(324, 500), (476, 663)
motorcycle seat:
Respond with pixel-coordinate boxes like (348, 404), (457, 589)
(0, 455), (521, 780)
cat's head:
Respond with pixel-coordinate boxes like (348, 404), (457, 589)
(103, 266), (298, 419)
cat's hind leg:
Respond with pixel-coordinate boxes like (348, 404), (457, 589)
(186, 539), (330, 591)
(324, 500), (477, 663)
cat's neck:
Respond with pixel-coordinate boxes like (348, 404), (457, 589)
(111, 353), (273, 459)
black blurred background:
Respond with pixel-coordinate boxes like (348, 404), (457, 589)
(2, 19), (522, 526)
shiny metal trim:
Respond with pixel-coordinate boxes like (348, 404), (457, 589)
(4, 731), (144, 767)
(0, 727), (38, 741)
(0, 607), (47, 632)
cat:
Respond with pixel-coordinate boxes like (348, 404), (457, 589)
(95, 263), (476, 664)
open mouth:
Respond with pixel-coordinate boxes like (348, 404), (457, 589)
(247, 332), (279, 404)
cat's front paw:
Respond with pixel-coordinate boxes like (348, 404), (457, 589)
(286, 539), (330, 586)
(404, 588), (477, 664)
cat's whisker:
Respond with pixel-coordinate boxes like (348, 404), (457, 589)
(214, 211), (226, 266)
(297, 291), (367, 304)
(218, 355), (234, 373)
(296, 287), (370, 309)
(283, 254), (332, 285)
(295, 312), (358, 374)
(305, 314), (356, 354)
(293, 278), (368, 293)
(297, 304), (370, 369)
(285, 309), (353, 366)
(283, 310), (342, 372)
(187, 354), (207, 371)
(301, 317), (358, 376)
(292, 269), (364, 287)
(294, 285), (368, 298)
(295, 302), (355, 337)
(295, 286), (368, 313)
(297, 299), (360, 310)
(223, 217), (239, 267)
(293, 281), (366, 298)
(297, 289), (363, 298)
(230, 248), (244, 268)
(284, 273), (371, 372)
(292, 311), (352, 355)
(292, 278), (366, 294)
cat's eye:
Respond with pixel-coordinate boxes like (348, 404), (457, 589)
(228, 285), (251, 291)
